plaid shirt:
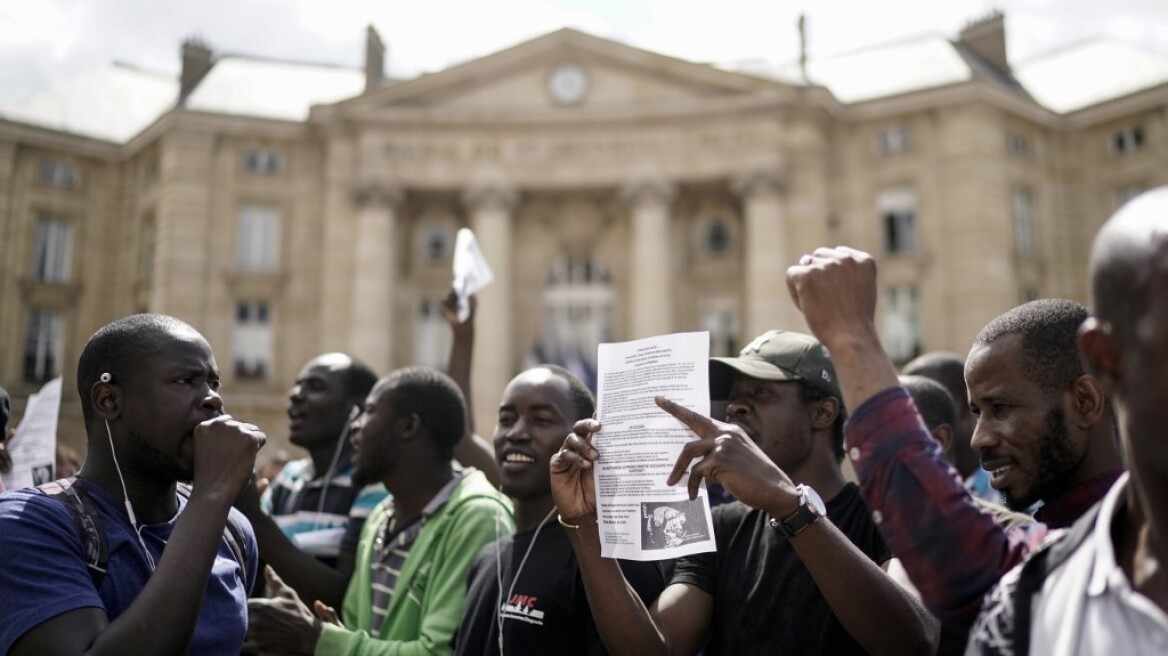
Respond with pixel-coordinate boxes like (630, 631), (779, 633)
(844, 386), (1051, 627)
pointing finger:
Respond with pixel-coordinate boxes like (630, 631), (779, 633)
(654, 397), (723, 439)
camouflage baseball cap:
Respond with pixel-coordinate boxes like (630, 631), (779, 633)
(709, 330), (841, 400)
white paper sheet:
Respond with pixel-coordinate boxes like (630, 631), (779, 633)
(593, 332), (716, 561)
(451, 228), (494, 322)
(1, 377), (62, 490)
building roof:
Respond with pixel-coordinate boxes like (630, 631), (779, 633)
(3, 27), (1167, 144)
(0, 56), (363, 143)
(731, 32), (974, 104)
(184, 56), (363, 121)
(1014, 37), (1168, 113)
(0, 63), (177, 143)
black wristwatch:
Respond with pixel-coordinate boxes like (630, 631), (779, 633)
(768, 484), (826, 538)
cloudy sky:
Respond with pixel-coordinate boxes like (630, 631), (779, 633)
(2, 0), (1167, 104)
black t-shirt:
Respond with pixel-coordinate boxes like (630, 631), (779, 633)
(455, 521), (666, 656)
(671, 482), (890, 655)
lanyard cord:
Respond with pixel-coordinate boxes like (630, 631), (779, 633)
(496, 507), (556, 654)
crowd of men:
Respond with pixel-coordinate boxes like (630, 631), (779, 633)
(0, 187), (1165, 655)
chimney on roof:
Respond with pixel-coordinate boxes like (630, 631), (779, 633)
(959, 11), (1009, 72)
(180, 37), (213, 100)
(365, 25), (385, 93)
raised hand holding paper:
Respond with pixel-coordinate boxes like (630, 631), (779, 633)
(451, 227), (494, 323)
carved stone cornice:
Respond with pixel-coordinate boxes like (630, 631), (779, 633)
(462, 185), (519, 214)
(351, 184), (404, 209)
(620, 178), (676, 208)
(732, 170), (787, 200)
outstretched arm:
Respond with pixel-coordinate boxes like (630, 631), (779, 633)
(786, 246), (1047, 625)
(442, 291), (498, 486)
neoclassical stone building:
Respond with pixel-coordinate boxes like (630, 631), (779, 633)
(2, 14), (1166, 455)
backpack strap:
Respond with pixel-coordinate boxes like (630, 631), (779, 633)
(176, 483), (250, 587)
(222, 513), (251, 589)
(35, 477), (109, 588)
(35, 479), (251, 591)
(1012, 502), (1102, 654)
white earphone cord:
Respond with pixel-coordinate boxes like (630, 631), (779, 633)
(105, 418), (157, 571)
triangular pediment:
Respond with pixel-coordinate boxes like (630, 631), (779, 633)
(332, 28), (790, 115)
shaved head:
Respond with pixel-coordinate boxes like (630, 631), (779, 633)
(1090, 187), (1168, 334)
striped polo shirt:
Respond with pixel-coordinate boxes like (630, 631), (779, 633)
(262, 458), (388, 567)
(369, 472), (465, 633)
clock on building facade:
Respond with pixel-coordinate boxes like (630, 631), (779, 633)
(547, 62), (589, 105)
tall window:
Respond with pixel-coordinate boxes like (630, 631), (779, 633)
(1012, 188), (1037, 257)
(31, 214), (72, 283)
(527, 257), (613, 391)
(233, 301), (272, 380)
(883, 285), (921, 364)
(40, 161), (80, 188)
(236, 205), (280, 272)
(414, 299), (453, 370)
(23, 309), (63, 383)
(878, 189), (917, 255)
(243, 149), (282, 174)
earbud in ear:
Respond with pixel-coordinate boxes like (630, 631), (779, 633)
(100, 372), (112, 383)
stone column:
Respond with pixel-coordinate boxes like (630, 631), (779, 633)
(463, 185), (518, 437)
(349, 185), (402, 374)
(622, 180), (676, 339)
(735, 171), (791, 339)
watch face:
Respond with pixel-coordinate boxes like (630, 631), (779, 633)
(548, 63), (589, 105)
(801, 485), (827, 516)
